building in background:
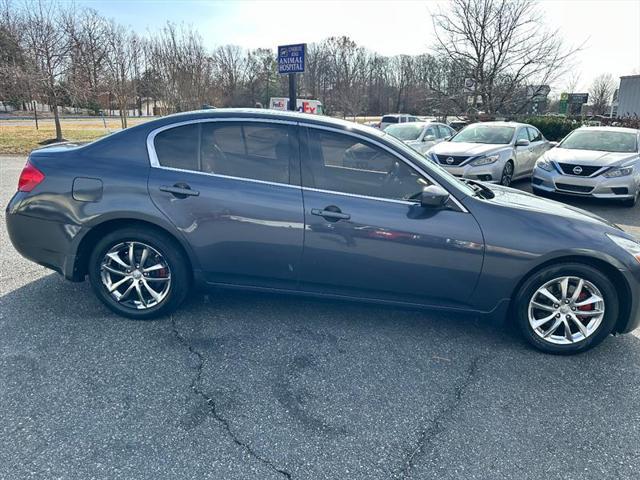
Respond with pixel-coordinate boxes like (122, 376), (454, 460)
(616, 75), (640, 118)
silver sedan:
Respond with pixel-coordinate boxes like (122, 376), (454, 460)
(426, 122), (552, 187)
(532, 126), (640, 207)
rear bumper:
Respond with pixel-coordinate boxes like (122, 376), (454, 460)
(6, 209), (81, 281)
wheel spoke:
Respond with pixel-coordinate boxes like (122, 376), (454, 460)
(542, 317), (563, 338)
(144, 276), (170, 282)
(559, 278), (569, 301)
(143, 263), (165, 273)
(570, 279), (584, 302)
(575, 309), (604, 318)
(538, 287), (560, 304)
(134, 281), (147, 307)
(141, 279), (162, 302)
(570, 314), (589, 337)
(117, 280), (136, 302)
(575, 295), (603, 307)
(109, 276), (132, 292)
(561, 318), (574, 342)
(140, 247), (149, 268)
(107, 252), (129, 269)
(128, 242), (136, 267)
(531, 301), (555, 312)
(531, 312), (557, 329)
(102, 264), (127, 276)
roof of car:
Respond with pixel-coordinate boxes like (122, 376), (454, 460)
(575, 125), (640, 133)
(142, 108), (386, 137)
(470, 121), (529, 128)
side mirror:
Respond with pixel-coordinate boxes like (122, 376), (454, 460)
(423, 135), (436, 142)
(549, 141), (558, 148)
(515, 139), (530, 147)
(420, 185), (450, 208)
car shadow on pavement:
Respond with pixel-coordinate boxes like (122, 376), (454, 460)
(4, 273), (640, 479)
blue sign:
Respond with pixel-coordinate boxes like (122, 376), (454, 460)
(278, 44), (305, 74)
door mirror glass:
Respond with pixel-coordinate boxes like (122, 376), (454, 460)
(423, 134), (436, 142)
(420, 185), (450, 208)
(515, 138), (530, 147)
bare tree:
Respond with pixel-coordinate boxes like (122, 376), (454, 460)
(432, 0), (581, 115)
(21, 0), (73, 140)
(589, 73), (615, 115)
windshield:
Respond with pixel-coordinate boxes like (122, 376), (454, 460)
(381, 132), (476, 197)
(451, 125), (515, 144)
(559, 130), (638, 153)
(385, 123), (424, 141)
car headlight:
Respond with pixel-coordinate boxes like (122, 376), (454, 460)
(607, 233), (640, 263)
(470, 154), (499, 166)
(536, 157), (554, 172)
(603, 166), (634, 178)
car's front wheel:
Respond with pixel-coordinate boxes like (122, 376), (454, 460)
(88, 227), (190, 319)
(514, 263), (619, 354)
(500, 161), (514, 187)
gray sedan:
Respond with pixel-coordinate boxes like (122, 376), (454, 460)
(532, 126), (640, 207)
(384, 122), (456, 155)
(426, 122), (552, 186)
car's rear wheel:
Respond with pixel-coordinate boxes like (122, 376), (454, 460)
(500, 161), (514, 187)
(88, 227), (190, 319)
(514, 263), (618, 354)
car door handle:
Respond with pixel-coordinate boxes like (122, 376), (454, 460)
(159, 184), (200, 198)
(311, 207), (351, 221)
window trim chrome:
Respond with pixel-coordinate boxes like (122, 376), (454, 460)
(145, 116), (468, 212)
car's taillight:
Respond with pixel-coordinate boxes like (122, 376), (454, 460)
(18, 161), (45, 192)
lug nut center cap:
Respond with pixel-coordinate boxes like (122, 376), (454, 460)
(132, 270), (142, 280)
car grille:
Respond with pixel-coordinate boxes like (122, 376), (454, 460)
(557, 163), (602, 177)
(555, 183), (594, 194)
(436, 155), (469, 166)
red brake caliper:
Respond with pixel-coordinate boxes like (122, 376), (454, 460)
(577, 291), (594, 316)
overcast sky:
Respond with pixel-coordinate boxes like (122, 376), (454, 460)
(74, 0), (640, 93)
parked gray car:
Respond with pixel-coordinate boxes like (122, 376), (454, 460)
(532, 126), (640, 207)
(384, 121), (456, 155)
(427, 122), (552, 186)
(5, 109), (640, 354)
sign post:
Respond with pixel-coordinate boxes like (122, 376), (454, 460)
(278, 44), (306, 112)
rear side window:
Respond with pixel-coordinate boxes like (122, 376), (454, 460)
(154, 124), (199, 171)
(153, 122), (292, 184)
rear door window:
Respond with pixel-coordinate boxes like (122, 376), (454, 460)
(154, 122), (293, 185)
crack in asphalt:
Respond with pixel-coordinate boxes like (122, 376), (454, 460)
(396, 354), (486, 479)
(170, 315), (293, 480)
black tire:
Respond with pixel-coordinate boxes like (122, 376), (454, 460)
(622, 192), (638, 208)
(500, 161), (514, 187)
(531, 186), (548, 197)
(513, 263), (618, 354)
(88, 227), (190, 320)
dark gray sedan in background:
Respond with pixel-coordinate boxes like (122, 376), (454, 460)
(6, 109), (640, 354)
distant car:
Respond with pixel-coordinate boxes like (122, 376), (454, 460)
(384, 121), (456, 155)
(379, 114), (420, 130)
(448, 120), (470, 131)
(426, 122), (552, 186)
(532, 126), (640, 207)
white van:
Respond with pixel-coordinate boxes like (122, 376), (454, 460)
(269, 97), (324, 115)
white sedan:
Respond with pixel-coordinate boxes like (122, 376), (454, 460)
(384, 122), (456, 155)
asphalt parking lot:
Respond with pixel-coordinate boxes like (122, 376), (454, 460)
(1, 154), (640, 480)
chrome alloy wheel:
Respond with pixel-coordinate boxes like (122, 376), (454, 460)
(528, 276), (605, 345)
(100, 241), (171, 310)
